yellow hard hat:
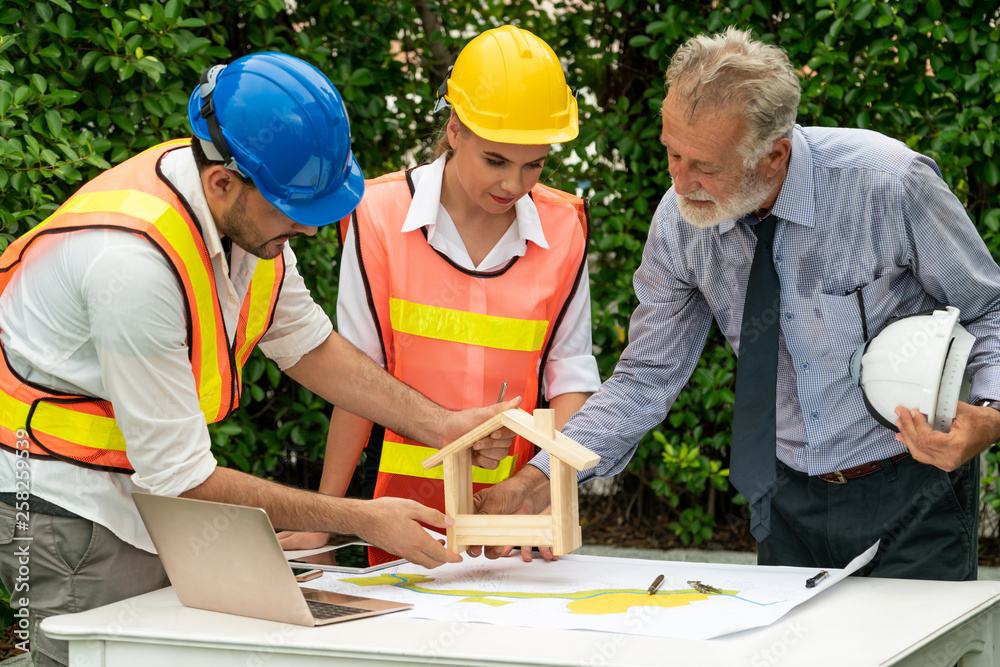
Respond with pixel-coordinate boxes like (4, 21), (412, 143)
(438, 25), (578, 145)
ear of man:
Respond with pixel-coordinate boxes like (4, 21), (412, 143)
(761, 137), (792, 180)
(201, 165), (247, 228)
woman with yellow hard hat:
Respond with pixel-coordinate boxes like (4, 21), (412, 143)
(280, 25), (599, 562)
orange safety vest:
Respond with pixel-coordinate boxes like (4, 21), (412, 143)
(0, 140), (285, 473)
(342, 169), (589, 559)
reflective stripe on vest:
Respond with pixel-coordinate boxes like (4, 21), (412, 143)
(379, 440), (517, 484)
(349, 169), (589, 511)
(0, 140), (284, 472)
(388, 298), (548, 352)
(235, 257), (282, 371)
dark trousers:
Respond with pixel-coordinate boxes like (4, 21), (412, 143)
(757, 455), (979, 581)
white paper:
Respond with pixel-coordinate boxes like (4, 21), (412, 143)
(310, 541), (879, 639)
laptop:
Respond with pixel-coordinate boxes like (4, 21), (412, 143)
(133, 492), (413, 626)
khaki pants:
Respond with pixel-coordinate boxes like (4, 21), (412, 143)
(0, 503), (168, 667)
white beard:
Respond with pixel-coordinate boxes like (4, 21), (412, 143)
(676, 168), (774, 228)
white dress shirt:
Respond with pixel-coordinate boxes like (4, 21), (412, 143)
(0, 147), (333, 552)
(337, 155), (600, 399)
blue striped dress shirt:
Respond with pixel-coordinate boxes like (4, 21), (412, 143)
(534, 124), (1000, 479)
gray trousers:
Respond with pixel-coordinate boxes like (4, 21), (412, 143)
(757, 455), (979, 581)
(0, 503), (168, 667)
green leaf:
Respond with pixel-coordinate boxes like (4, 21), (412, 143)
(0, 9), (21, 24)
(982, 209), (1000, 233)
(49, 0), (73, 12)
(215, 422), (243, 435)
(0, 91), (10, 117)
(30, 73), (47, 94)
(986, 42), (999, 65)
(79, 50), (99, 70)
(829, 17), (845, 41)
(350, 68), (374, 86)
(0, 33), (18, 53)
(13, 86), (31, 105)
(142, 96), (162, 116)
(853, 3), (873, 21)
(629, 35), (652, 47)
(164, 0), (181, 19)
(985, 160), (1000, 187)
(161, 112), (187, 128)
(56, 12), (74, 39)
(45, 109), (63, 137)
(37, 45), (60, 58)
(266, 360), (281, 387)
(926, 0), (943, 20)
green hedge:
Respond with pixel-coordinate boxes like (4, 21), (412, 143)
(1, 0), (998, 549)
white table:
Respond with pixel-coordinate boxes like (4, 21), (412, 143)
(42, 575), (1000, 666)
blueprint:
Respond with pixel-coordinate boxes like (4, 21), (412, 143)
(309, 541), (878, 639)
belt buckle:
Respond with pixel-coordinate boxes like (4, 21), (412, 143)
(828, 470), (848, 484)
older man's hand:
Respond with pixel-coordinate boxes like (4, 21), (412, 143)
(895, 401), (1000, 471)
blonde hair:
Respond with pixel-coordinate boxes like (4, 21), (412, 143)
(430, 113), (469, 161)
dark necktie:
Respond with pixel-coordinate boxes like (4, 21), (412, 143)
(730, 214), (780, 542)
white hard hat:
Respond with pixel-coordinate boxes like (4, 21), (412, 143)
(850, 305), (974, 433)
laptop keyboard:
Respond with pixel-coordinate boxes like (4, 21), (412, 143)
(306, 600), (369, 620)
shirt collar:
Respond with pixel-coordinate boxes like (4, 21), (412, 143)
(158, 146), (227, 262)
(400, 155), (549, 250)
(718, 125), (815, 234)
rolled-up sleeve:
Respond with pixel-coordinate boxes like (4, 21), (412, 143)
(257, 244), (334, 370)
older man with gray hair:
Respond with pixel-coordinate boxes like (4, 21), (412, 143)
(473, 27), (1000, 580)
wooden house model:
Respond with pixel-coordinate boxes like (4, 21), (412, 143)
(421, 408), (600, 556)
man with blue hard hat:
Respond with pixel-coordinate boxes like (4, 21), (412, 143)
(0, 52), (515, 667)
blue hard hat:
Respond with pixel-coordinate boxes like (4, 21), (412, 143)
(188, 52), (364, 227)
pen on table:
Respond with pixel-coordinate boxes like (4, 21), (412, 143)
(647, 574), (664, 595)
(496, 379), (507, 404)
(805, 570), (828, 588)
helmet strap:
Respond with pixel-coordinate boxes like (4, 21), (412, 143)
(432, 66), (453, 114)
(198, 64), (246, 177)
